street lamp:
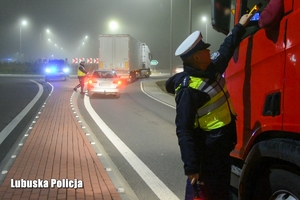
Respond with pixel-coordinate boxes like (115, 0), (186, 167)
(19, 20), (27, 60)
(109, 21), (120, 32)
(202, 16), (208, 42)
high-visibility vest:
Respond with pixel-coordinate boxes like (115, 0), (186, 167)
(77, 65), (86, 77)
(177, 74), (235, 131)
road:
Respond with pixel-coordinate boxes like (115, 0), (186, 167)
(0, 77), (51, 164)
(0, 75), (187, 199)
(76, 76), (187, 200)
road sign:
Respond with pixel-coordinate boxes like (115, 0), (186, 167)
(79, 58), (85, 63)
(94, 58), (99, 64)
(87, 58), (93, 64)
(72, 58), (78, 64)
(150, 60), (158, 65)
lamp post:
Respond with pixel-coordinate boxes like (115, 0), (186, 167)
(189, 0), (192, 34)
(19, 20), (27, 61)
(170, 0), (173, 76)
(45, 29), (50, 59)
(202, 16), (208, 42)
(40, 29), (50, 59)
(170, 0), (191, 76)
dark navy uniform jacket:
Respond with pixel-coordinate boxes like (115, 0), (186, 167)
(165, 23), (246, 175)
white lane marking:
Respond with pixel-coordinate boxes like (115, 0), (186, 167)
(140, 81), (175, 109)
(84, 95), (179, 200)
(0, 80), (43, 145)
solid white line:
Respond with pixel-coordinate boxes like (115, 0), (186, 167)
(140, 81), (175, 109)
(84, 95), (179, 200)
(0, 80), (43, 145)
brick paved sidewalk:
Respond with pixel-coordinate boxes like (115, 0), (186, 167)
(0, 81), (121, 200)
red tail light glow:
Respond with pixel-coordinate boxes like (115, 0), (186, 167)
(88, 78), (97, 84)
(113, 80), (122, 85)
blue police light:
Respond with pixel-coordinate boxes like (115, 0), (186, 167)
(45, 68), (51, 73)
(45, 66), (59, 74)
(51, 67), (58, 73)
(63, 68), (69, 73)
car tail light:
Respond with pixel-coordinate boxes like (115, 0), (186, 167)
(113, 80), (122, 85)
(88, 78), (97, 84)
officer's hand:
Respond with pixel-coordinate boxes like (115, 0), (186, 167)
(188, 173), (199, 185)
(239, 14), (253, 27)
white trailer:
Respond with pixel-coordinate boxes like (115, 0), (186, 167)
(98, 34), (152, 82)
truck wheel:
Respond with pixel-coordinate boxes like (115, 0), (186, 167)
(115, 93), (120, 98)
(252, 168), (300, 200)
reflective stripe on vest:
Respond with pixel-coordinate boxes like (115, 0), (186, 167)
(190, 74), (235, 131)
(197, 90), (229, 117)
(77, 65), (86, 77)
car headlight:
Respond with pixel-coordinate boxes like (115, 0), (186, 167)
(63, 68), (69, 73)
(45, 68), (51, 73)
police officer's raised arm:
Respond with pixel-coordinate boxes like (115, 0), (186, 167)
(212, 14), (252, 74)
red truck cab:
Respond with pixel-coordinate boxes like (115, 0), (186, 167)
(211, 0), (300, 199)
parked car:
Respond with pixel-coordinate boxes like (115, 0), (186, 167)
(44, 59), (69, 81)
(87, 70), (121, 98)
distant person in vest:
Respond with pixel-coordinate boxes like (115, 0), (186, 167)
(165, 14), (252, 200)
(74, 61), (87, 94)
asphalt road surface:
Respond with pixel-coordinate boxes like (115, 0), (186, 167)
(76, 76), (187, 200)
(0, 77), (51, 164)
(0, 75), (240, 199)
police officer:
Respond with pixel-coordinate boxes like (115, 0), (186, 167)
(74, 61), (87, 94)
(165, 14), (252, 200)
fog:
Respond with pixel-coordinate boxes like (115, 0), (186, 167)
(0, 0), (226, 69)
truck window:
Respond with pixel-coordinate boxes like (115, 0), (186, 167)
(241, 0), (267, 16)
(240, 0), (268, 38)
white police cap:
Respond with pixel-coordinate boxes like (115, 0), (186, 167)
(175, 30), (211, 58)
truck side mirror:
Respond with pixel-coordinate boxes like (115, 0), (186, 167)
(211, 0), (232, 35)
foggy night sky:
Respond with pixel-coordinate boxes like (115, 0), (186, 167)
(0, 0), (226, 69)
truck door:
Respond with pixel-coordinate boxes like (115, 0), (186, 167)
(99, 36), (113, 69)
(113, 36), (128, 70)
(282, 0), (300, 133)
(224, 0), (286, 157)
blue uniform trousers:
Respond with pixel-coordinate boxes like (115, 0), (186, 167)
(185, 121), (236, 200)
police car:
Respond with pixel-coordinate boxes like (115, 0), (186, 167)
(44, 59), (70, 81)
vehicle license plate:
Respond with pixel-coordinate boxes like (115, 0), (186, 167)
(99, 83), (110, 86)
